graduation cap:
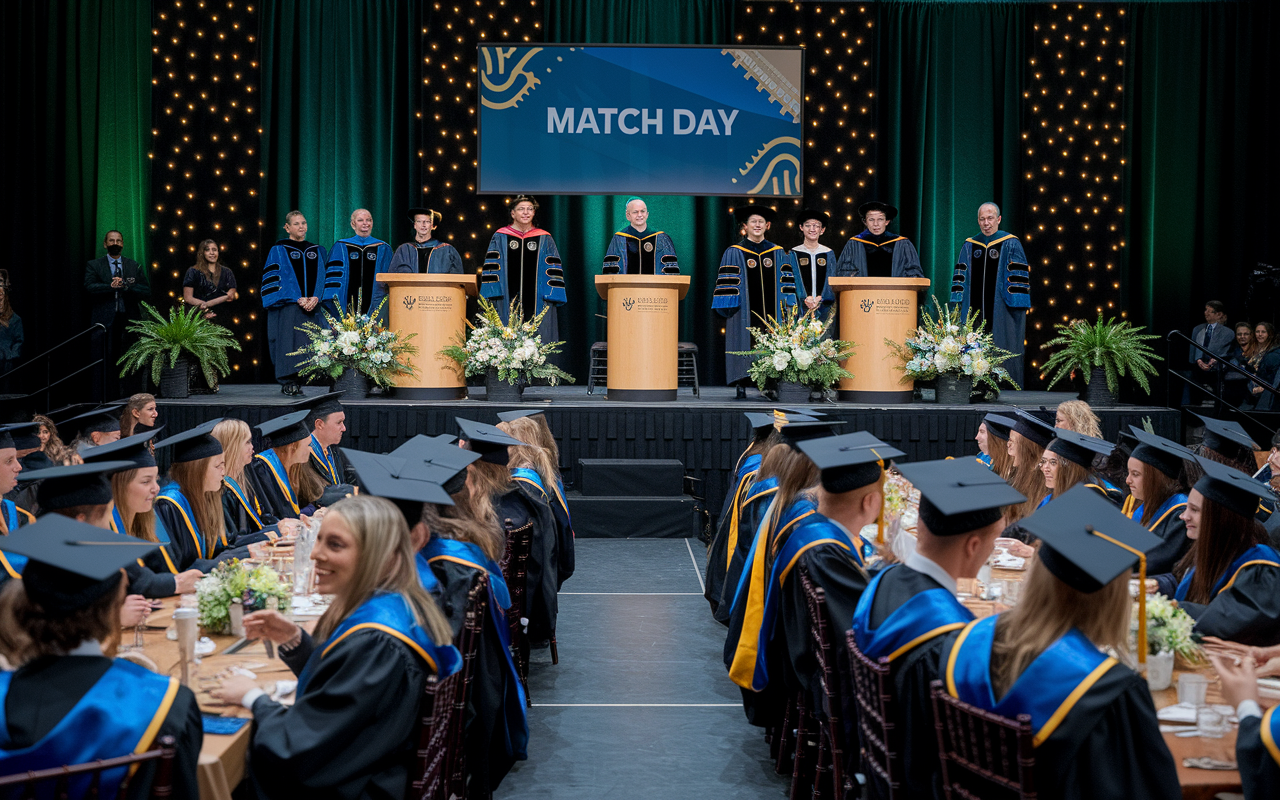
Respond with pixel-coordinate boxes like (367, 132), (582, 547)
(0, 422), (42, 451)
(19, 460), (136, 510)
(388, 434), (480, 475)
(897, 459), (1025, 537)
(778, 418), (847, 444)
(59, 404), (125, 440)
(744, 411), (815, 434)
(858, 201), (898, 221)
(496, 409), (545, 423)
(155, 419), (225, 464)
(794, 209), (831, 229)
(255, 410), (312, 448)
(1011, 407), (1055, 449)
(775, 406), (829, 418)
(734, 204), (775, 225)
(1192, 456), (1276, 519)
(45, 403), (97, 425)
(0, 515), (157, 614)
(1129, 427), (1194, 479)
(1047, 428), (1115, 469)
(797, 432), (905, 494)
(456, 417), (526, 464)
(290, 391), (346, 422)
(406, 207), (442, 225)
(982, 413), (1016, 441)
(81, 427), (165, 470)
(345, 450), (454, 524)
(1190, 412), (1258, 461)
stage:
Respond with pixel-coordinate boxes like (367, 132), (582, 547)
(156, 384), (1180, 524)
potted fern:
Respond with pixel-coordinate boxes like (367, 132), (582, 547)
(118, 303), (242, 399)
(1039, 314), (1162, 406)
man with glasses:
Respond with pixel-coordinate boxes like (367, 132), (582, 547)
(789, 209), (834, 310)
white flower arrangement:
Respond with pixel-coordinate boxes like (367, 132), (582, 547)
(441, 297), (574, 386)
(886, 297), (1019, 391)
(195, 560), (291, 635)
(289, 292), (418, 387)
(1133, 592), (1201, 659)
(730, 306), (855, 390)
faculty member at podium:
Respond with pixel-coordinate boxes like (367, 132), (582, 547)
(602, 198), (680, 275)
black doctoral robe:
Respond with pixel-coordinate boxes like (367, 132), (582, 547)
(3, 655), (203, 800)
(248, 628), (429, 800)
(495, 484), (560, 642)
(1179, 563), (1280, 646)
(935, 629), (1181, 800)
(1237, 713), (1280, 799)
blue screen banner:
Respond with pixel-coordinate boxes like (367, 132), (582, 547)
(478, 45), (804, 197)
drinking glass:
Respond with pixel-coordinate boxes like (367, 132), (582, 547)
(1196, 705), (1228, 738)
(1178, 673), (1209, 707)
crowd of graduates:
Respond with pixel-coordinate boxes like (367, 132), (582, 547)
(704, 404), (1280, 799)
(0, 393), (574, 799)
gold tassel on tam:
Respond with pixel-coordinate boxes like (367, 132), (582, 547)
(1088, 525), (1148, 666)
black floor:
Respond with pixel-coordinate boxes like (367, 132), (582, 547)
(495, 539), (788, 799)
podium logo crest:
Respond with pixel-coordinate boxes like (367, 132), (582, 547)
(622, 297), (635, 312)
(860, 298), (875, 313)
(403, 296), (416, 311)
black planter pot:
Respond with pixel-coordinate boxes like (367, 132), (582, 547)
(935, 373), (973, 405)
(1081, 366), (1117, 406)
(159, 359), (190, 399)
(332, 368), (370, 397)
(485, 368), (523, 402)
(776, 381), (812, 403)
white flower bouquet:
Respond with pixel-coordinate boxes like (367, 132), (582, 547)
(289, 292), (418, 388)
(195, 560), (291, 635)
(886, 297), (1019, 392)
(730, 306), (855, 390)
(1133, 592), (1202, 660)
(441, 297), (574, 386)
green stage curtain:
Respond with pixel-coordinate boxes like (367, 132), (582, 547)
(259, 0), (421, 269)
(873, 1), (1026, 310)
(541, 0), (735, 384)
(0, 0), (151, 363)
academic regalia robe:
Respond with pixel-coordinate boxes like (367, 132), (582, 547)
(389, 238), (463, 277)
(713, 238), (799, 385)
(850, 564), (974, 800)
(247, 592), (461, 800)
(1085, 474), (1126, 506)
(545, 476), (576, 588)
(479, 227), (566, 344)
(1174, 543), (1280, 645)
(1123, 493), (1190, 575)
(423, 539), (529, 796)
(788, 244), (834, 305)
(325, 236), (394, 317)
(0, 655), (202, 800)
(222, 475), (281, 540)
(245, 451), (304, 521)
(940, 617), (1181, 800)
(950, 231), (1031, 385)
(715, 474), (778, 626)
(505, 470), (564, 641)
(106, 506), (184, 583)
(308, 436), (357, 490)
(153, 485), (251, 572)
(1238, 707), (1280, 799)
(705, 453), (762, 618)
(261, 238), (326, 382)
(828, 230), (924, 301)
(602, 226), (680, 275)
(9, 452), (51, 510)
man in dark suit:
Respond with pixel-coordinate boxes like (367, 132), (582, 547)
(1185, 299), (1235, 406)
(84, 230), (150, 397)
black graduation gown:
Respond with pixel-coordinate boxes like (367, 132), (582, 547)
(1180, 563), (1280, 646)
(124, 561), (178, 598)
(935, 630), (1181, 800)
(308, 444), (357, 490)
(704, 458), (760, 618)
(244, 456), (303, 521)
(4, 655), (202, 800)
(713, 482), (775, 626)
(495, 485), (560, 642)
(222, 482), (281, 542)
(430, 558), (519, 796)
(153, 498), (251, 573)
(248, 628), (428, 800)
(1237, 713), (1280, 799)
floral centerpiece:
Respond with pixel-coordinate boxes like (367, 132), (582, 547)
(729, 306), (855, 396)
(886, 298), (1019, 402)
(440, 298), (573, 399)
(1134, 593), (1202, 661)
(289, 292), (418, 390)
(196, 560), (292, 635)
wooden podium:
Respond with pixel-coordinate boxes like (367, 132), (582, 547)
(828, 277), (930, 403)
(595, 274), (691, 401)
(376, 273), (477, 400)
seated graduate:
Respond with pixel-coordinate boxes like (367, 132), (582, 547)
(497, 411), (575, 590)
(939, 486), (1180, 800)
(1208, 650), (1280, 800)
(0, 518), (202, 799)
(60, 404), (125, 455)
(722, 420), (860, 728)
(1053, 399), (1103, 438)
(244, 409), (323, 520)
(212, 418), (299, 541)
(291, 391), (357, 490)
(850, 458), (1024, 800)
(1162, 457), (1280, 645)
(601, 197), (680, 276)
(1002, 408), (1054, 528)
(389, 207), (463, 275)
(1189, 413), (1275, 523)
(976, 412), (1015, 475)
(0, 424), (36, 579)
(153, 421), (262, 572)
(211, 495), (461, 800)
(29, 415), (66, 469)
(1124, 428), (1194, 576)
(457, 417), (561, 647)
(1038, 428), (1122, 507)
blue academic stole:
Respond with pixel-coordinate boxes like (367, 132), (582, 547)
(1175, 543), (1280, 601)
(223, 476), (265, 531)
(977, 453), (993, 470)
(0, 660), (180, 800)
(945, 617), (1118, 747)
(415, 551), (440, 593)
(296, 592), (461, 696)
(423, 537), (529, 758)
(1036, 494), (1052, 510)
(512, 467), (547, 500)
(0, 499), (30, 578)
(723, 454), (764, 572)
(156, 484), (217, 559)
(309, 435), (339, 485)
(1127, 493), (1188, 529)
(110, 507), (180, 575)
(851, 565), (974, 662)
(1262, 705), (1280, 767)
(256, 450), (300, 516)
(727, 476), (780, 612)
(727, 499), (855, 691)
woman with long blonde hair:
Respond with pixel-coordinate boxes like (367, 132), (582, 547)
(976, 413), (1015, 476)
(213, 418), (294, 540)
(1038, 429), (1122, 508)
(212, 495), (461, 799)
(499, 414), (576, 587)
(1053, 400), (1102, 438)
(940, 496), (1179, 799)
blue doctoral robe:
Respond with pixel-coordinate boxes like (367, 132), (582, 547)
(950, 231), (1031, 385)
(602, 226), (680, 275)
(829, 230), (924, 301)
(388, 239), (463, 276)
(262, 238), (326, 382)
(480, 226), (567, 344)
(713, 238), (799, 385)
(325, 235), (394, 317)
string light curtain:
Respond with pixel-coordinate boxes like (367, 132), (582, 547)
(150, 0), (262, 378)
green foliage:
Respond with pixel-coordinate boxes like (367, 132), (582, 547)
(441, 297), (574, 386)
(1039, 313), (1162, 395)
(729, 305), (855, 390)
(885, 297), (1019, 392)
(117, 302), (241, 387)
(288, 292), (418, 388)
(195, 559), (291, 635)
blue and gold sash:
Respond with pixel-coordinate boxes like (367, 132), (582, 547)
(255, 450), (300, 516)
(0, 499), (32, 578)
(512, 467), (547, 500)
(309, 435), (339, 485)
(415, 551), (440, 593)
(726, 476), (780, 613)
(297, 591), (461, 696)
(223, 475), (265, 531)
(0, 659), (179, 799)
(851, 565), (973, 662)
(1127, 493), (1188, 529)
(977, 453), (993, 470)
(550, 477), (573, 538)
(945, 617), (1117, 747)
(1262, 705), (1280, 766)
(724, 454), (764, 571)
(110, 507), (180, 575)
(1176, 543), (1280, 601)
(156, 484), (215, 560)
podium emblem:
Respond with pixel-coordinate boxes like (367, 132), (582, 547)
(403, 296), (416, 311)
(860, 298), (875, 313)
(622, 297), (635, 311)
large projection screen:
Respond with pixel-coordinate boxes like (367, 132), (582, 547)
(477, 45), (804, 197)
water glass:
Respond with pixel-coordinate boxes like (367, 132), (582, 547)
(1178, 673), (1209, 707)
(1196, 705), (1228, 738)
